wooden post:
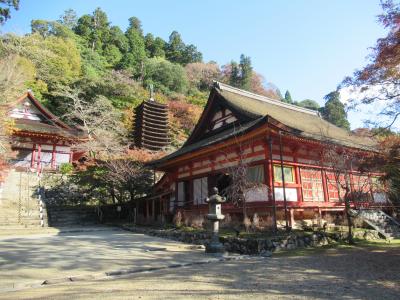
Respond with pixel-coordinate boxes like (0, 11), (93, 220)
(36, 144), (42, 171)
(51, 144), (56, 169)
(321, 170), (329, 202)
(279, 132), (290, 231)
(152, 200), (155, 221)
(267, 136), (277, 232)
(290, 208), (295, 228)
(31, 144), (36, 169)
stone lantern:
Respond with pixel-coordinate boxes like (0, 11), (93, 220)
(205, 187), (226, 253)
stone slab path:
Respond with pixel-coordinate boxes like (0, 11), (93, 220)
(1, 227), (399, 299)
(0, 227), (214, 292)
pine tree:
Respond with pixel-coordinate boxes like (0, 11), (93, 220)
(284, 90), (293, 104)
(128, 17), (143, 36)
(58, 9), (77, 29)
(321, 91), (350, 130)
(229, 61), (240, 88)
(239, 54), (252, 91)
(166, 31), (185, 64)
(121, 17), (146, 76)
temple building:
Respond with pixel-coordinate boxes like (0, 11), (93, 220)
(142, 82), (388, 226)
(6, 91), (83, 172)
(134, 93), (169, 151)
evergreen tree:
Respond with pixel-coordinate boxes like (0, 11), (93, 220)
(144, 33), (166, 58)
(321, 91), (350, 130)
(109, 26), (128, 53)
(239, 54), (252, 90)
(58, 9), (77, 29)
(153, 37), (166, 58)
(181, 44), (202, 64)
(297, 99), (320, 110)
(121, 18), (146, 76)
(229, 61), (240, 88)
(166, 31), (185, 63)
(74, 8), (111, 52)
(165, 31), (202, 65)
(128, 16), (143, 36)
(144, 33), (154, 57)
(284, 90), (293, 104)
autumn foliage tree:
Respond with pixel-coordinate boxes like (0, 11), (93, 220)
(342, 0), (400, 129)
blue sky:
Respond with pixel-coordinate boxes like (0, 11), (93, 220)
(2, 0), (388, 128)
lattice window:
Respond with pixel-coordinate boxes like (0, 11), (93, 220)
(300, 168), (324, 202)
(326, 172), (346, 202)
(352, 175), (372, 202)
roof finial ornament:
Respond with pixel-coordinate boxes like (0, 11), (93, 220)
(149, 84), (155, 101)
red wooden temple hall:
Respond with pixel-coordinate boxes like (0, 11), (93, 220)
(6, 91), (83, 173)
(144, 82), (387, 226)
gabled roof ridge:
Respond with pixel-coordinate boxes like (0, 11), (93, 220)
(214, 81), (320, 116)
(12, 91), (72, 130)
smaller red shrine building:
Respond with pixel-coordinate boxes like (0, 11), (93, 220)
(143, 82), (388, 227)
(5, 92), (83, 173)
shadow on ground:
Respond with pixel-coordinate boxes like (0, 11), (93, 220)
(1, 236), (399, 300)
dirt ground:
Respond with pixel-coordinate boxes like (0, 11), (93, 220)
(2, 240), (399, 300)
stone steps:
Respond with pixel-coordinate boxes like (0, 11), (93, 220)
(354, 209), (400, 239)
(0, 170), (44, 229)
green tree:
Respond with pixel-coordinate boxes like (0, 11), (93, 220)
(0, 0), (19, 25)
(229, 61), (240, 88)
(109, 26), (128, 53)
(103, 44), (122, 66)
(74, 8), (110, 52)
(58, 9), (77, 29)
(144, 57), (188, 94)
(239, 54), (252, 90)
(31, 19), (74, 38)
(144, 33), (154, 57)
(321, 91), (350, 130)
(166, 31), (185, 63)
(31, 20), (51, 37)
(297, 99), (320, 110)
(144, 33), (166, 58)
(121, 23), (146, 76)
(128, 16), (143, 36)
(284, 90), (293, 104)
(181, 44), (202, 64)
(152, 37), (166, 58)
(2, 33), (81, 88)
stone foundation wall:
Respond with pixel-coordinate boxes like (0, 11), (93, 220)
(121, 225), (382, 255)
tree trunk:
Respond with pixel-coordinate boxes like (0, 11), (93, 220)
(344, 199), (354, 244)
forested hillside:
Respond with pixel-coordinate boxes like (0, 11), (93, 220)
(0, 8), (284, 149)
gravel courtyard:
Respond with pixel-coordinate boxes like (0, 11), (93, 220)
(0, 228), (399, 299)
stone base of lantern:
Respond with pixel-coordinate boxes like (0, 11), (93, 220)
(205, 241), (225, 254)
